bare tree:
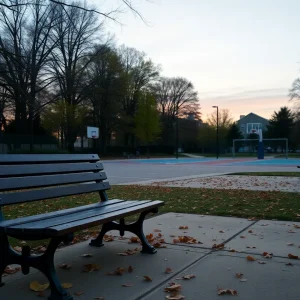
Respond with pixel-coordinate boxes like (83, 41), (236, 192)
(49, 1), (101, 151)
(206, 108), (233, 129)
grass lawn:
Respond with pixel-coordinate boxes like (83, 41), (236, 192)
(3, 185), (300, 249)
(228, 172), (300, 177)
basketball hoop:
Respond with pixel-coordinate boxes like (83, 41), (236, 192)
(251, 129), (258, 134)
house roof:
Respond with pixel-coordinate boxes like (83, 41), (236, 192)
(238, 112), (269, 122)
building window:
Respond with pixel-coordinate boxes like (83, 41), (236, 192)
(246, 123), (262, 133)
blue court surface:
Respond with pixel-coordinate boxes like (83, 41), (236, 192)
(109, 157), (300, 167)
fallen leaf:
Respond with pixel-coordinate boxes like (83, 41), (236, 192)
(257, 261), (266, 264)
(262, 252), (273, 259)
(83, 264), (101, 272)
(144, 276), (152, 282)
(153, 229), (162, 232)
(4, 266), (21, 274)
(240, 236), (246, 239)
(246, 246), (256, 249)
(293, 224), (300, 229)
(219, 230), (224, 233)
(164, 284), (182, 292)
(288, 253), (299, 259)
(29, 281), (50, 292)
(165, 268), (174, 274)
(246, 255), (256, 261)
(103, 235), (114, 242)
(128, 265), (134, 273)
(94, 297), (105, 300)
(217, 288), (238, 296)
(81, 254), (92, 258)
(62, 283), (73, 289)
(122, 284), (133, 287)
(286, 262), (293, 266)
(248, 230), (253, 233)
(129, 236), (140, 243)
(179, 226), (188, 229)
(173, 236), (201, 244)
(74, 291), (84, 296)
(240, 278), (247, 282)
(58, 263), (71, 270)
(235, 273), (243, 279)
(287, 243), (294, 246)
(288, 230), (296, 233)
(13, 246), (22, 252)
(165, 294), (185, 300)
(106, 267), (126, 276)
(117, 248), (140, 256)
(182, 274), (196, 280)
(212, 243), (225, 250)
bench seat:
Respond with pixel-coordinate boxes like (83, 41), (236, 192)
(0, 199), (163, 238)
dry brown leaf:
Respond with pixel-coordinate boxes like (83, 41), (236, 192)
(262, 252), (273, 259)
(235, 273), (243, 278)
(103, 235), (114, 242)
(153, 242), (167, 248)
(246, 255), (256, 261)
(106, 267), (126, 276)
(219, 230), (224, 233)
(94, 297), (105, 300)
(122, 284), (133, 287)
(286, 262), (293, 266)
(246, 246), (256, 249)
(29, 281), (50, 292)
(144, 275), (152, 282)
(182, 274), (196, 280)
(288, 253), (299, 259)
(165, 268), (174, 274)
(117, 248), (140, 256)
(164, 284), (182, 293)
(217, 288), (238, 296)
(173, 236), (201, 244)
(83, 264), (101, 272)
(74, 291), (84, 296)
(293, 224), (300, 229)
(153, 229), (162, 232)
(240, 236), (246, 239)
(248, 230), (253, 233)
(212, 243), (225, 250)
(58, 263), (71, 270)
(229, 249), (237, 252)
(288, 230), (296, 233)
(62, 283), (73, 289)
(258, 260), (266, 264)
(165, 294), (185, 300)
(129, 236), (140, 243)
(128, 265), (134, 273)
(4, 266), (21, 274)
(287, 243), (294, 246)
(81, 254), (92, 258)
(179, 226), (188, 229)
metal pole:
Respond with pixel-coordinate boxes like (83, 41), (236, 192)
(176, 104), (179, 159)
(216, 106), (219, 159)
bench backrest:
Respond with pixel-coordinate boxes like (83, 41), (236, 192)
(0, 154), (110, 220)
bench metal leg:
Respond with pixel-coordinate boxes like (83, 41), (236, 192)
(90, 208), (158, 254)
(0, 233), (73, 300)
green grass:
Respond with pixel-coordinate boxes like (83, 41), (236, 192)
(3, 185), (300, 248)
(228, 172), (300, 177)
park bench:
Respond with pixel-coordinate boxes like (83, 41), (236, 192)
(0, 154), (164, 300)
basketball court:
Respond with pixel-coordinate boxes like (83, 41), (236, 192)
(103, 157), (300, 184)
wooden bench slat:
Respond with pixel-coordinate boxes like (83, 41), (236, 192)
(0, 182), (110, 206)
(5, 200), (164, 236)
(0, 154), (99, 164)
(51, 200), (164, 235)
(0, 199), (124, 228)
(8, 200), (152, 230)
(0, 171), (107, 191)
(0, 162), (104, 177)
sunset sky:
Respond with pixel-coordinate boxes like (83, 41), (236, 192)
(97, 0), (300, 121)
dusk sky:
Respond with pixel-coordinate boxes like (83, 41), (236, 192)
(97, 0), (300, 121)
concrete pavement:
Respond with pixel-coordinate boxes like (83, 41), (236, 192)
(2, 213), (300, 300)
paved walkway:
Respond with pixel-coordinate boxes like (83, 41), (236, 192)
(2, 213), (300, 300)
